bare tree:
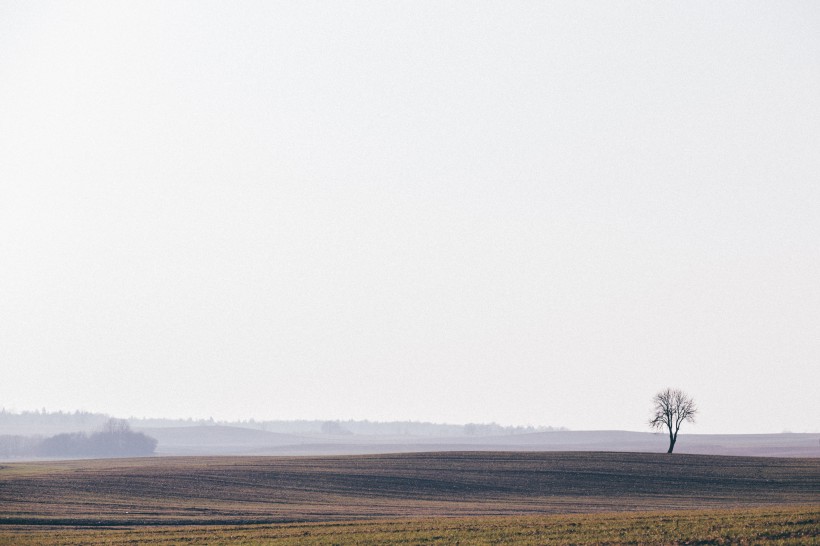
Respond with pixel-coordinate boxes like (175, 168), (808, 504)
(101, 418), (131, 435)
(649, 388), (697, 453)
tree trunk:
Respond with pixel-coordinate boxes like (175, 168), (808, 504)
(667, 436), (676, 454)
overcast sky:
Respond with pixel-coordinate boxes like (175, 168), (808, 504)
(1, 1), (818, 433)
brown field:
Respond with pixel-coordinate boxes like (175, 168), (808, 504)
(0, 452), (818, 543)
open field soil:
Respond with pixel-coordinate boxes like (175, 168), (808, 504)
(0, 452), (817, 526)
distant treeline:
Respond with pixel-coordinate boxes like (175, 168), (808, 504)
(0, 409), (110, 433)
(133, 418), (566, 436)
(0, 418), (157, 459)
(1, 409), (565, 437)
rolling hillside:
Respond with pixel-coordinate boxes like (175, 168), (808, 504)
(1, 452), (817, 525)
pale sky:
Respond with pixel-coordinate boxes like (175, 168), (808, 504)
(1, 1), (819, 434)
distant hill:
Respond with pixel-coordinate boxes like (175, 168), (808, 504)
(135, 425), (820, 458)
(135, 426), (321, 456)
(3, 410), (818, 459)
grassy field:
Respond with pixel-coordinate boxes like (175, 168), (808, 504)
(0, 507), (817, 544)
(0, 452), (817, 543)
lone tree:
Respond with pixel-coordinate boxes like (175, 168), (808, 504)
(649, 388), (697, 454)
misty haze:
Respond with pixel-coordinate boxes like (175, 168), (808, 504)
(1, 1), (818, 543)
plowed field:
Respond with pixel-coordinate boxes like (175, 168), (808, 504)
(1, 451), (817, 525)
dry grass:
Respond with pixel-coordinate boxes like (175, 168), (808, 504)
(0, 506), (817, 545)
